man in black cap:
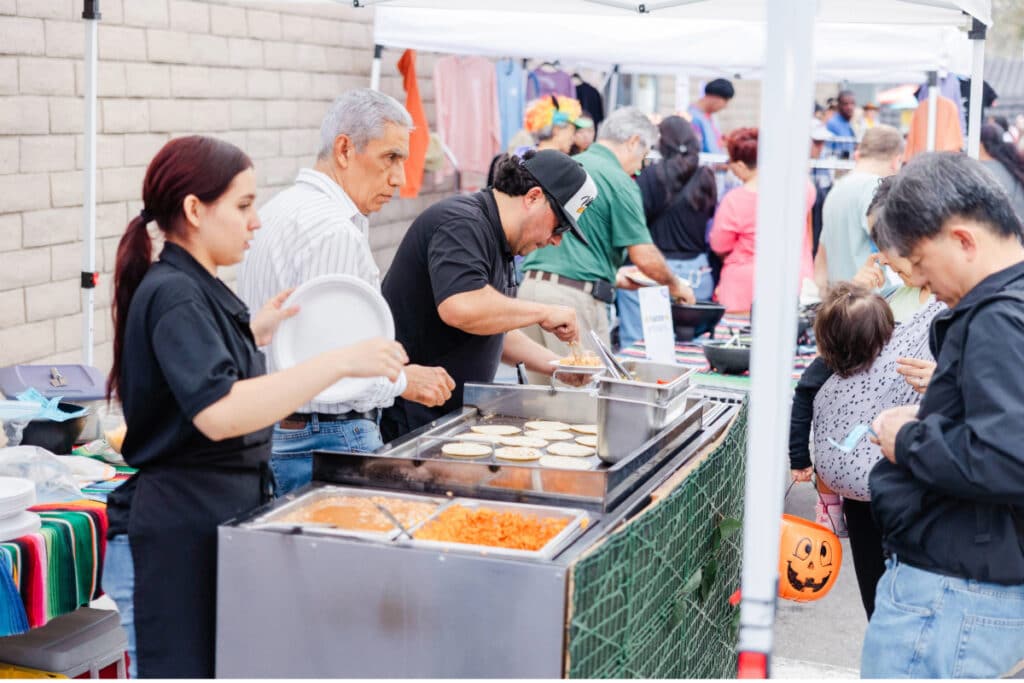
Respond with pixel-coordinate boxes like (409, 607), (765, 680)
(380, 149), (596, 439)
(688, 77), (735, 154)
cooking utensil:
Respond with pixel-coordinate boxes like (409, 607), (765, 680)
(589, 330), (631, 380)
(372, 500), (414, 540)
(19, 402), (89, 453)
(515, 362), (529, 385)
(701, 341), (751, 374)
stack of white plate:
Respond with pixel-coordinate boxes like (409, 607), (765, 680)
(0, 477), (40, 542)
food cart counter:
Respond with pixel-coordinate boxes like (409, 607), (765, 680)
(216, 372), (745, 677)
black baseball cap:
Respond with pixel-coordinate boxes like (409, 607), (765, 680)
(522, 149), (598, 247)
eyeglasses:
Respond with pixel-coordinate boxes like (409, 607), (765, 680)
(545, 191), (572, 237)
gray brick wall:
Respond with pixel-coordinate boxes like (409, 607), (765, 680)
(0, 0), (456, 373)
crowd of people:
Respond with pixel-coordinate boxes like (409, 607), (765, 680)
(96, 73), (1024, 678)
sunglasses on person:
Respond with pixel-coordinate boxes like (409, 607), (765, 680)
(544, 191), (572, 237)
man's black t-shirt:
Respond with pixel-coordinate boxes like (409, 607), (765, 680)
(381, 189), (516, 439)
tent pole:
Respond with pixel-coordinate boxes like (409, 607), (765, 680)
(370, 44), (382, 90)
(609, 64), (620, 109)
(926, 70), (937, 152)
(966, 17), (986, 159)
(737, 0), (816, 678)
(81, 0), (100, 367)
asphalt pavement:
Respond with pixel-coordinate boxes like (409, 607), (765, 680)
(773, 480), (865, 678)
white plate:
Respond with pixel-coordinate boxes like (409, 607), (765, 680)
(0, 477), (35, 520)
(271, 275), (395, 404)
(0, 510), (41, 542)
(625, 271), (659, 286)
(549, 360), (605, 375)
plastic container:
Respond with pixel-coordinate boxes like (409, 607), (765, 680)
(18, 403), (89, 455)
(0, 366), (106, 443)
(0, 608), (127, 679)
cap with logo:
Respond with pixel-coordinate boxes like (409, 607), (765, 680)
(522, 149), (598, 247)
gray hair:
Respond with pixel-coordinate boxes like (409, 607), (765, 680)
(318, 89), (413, 159)
(598, 107), (659, 148)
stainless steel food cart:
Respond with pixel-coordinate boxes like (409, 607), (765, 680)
(216, 373), (745, 678)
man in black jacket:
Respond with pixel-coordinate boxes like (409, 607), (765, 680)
(864, 152), (1024, 678)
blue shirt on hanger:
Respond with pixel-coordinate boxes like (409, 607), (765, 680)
(496, 59), (526, 151)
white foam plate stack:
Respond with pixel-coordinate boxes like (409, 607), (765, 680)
(0, 477), (40, 542)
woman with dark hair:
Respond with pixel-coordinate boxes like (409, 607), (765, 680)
(709, 127), (816, 312)
(106, 135), (407, 678)
(979, 122), (1024, 221)
(616, 115), (718, 347)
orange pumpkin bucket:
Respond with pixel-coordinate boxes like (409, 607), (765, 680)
(777, 514), (842, 602)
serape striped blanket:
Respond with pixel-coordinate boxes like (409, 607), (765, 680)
(618, 313), (817, 388)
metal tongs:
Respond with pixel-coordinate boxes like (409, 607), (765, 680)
(372, 501), (414, 540)
(589, 330), (631, 380)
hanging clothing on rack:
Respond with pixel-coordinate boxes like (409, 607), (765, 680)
(526, 64), (576, 100)
(573, 76), (605, 130)
(903, 95), (963, 162)
(433, 55), (502, 180)
(496, 58), (526, 151)
(398, 49), (428, 199)
(916, 74), (966, 139)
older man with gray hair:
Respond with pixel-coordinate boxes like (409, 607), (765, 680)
(519, 107), (694, 370)
(239, 88), (454, 495)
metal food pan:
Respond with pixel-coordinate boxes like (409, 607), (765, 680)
(405, 497), (590, 561)
(246, 485), (445, 542)
(597, 359), (695, 405)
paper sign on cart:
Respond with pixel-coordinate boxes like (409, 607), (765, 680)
(638, 286), (676, 364)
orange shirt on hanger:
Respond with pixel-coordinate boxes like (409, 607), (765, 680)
(398, 49), (428, 199)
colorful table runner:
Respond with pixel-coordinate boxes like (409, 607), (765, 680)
(619, 314), (817, 389)
(0, 501), (109, 635)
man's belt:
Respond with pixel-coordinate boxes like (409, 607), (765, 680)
(524, 270), (615, 304)
(279, 409), (380, 430)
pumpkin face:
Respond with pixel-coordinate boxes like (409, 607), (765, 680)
(777, 514), (842, 602)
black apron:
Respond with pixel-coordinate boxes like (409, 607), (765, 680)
(125, 262), (273, 679)
(129, 458), (272, 678)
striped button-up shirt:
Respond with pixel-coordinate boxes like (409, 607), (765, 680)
(238, 168), (407, 414)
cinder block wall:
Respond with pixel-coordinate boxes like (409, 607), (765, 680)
(0, 0), (455, 374)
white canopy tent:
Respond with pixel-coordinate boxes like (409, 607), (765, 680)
(355, 0), (991, 676)
(373, 8), (976, 83)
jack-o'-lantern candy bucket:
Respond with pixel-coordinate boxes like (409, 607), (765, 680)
(778, 514), (842, 602)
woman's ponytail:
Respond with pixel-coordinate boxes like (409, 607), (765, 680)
(105, 135), (252, 401)
(107, 213), (153, 400)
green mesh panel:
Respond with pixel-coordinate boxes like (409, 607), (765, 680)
(568, 401), (748, 678)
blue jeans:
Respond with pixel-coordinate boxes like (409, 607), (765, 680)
(861, 556), (1024, 678)
(101, 534), (137, 679)
(616, 254), (714, 349)
(271, 416), (383, 496)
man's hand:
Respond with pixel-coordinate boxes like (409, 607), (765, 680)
(400, 364), (456, 408)
(614, 266), (642, 291)
(871, 405), (919, 463)
(669, 277), (696, 304)
(540, 305), (579, 343)
(896, 357), (936, 394)
(851, 253), (886, 290)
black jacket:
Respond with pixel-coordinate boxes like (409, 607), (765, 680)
(789, 357), (834, 471)
(869, 261), (1024, 584)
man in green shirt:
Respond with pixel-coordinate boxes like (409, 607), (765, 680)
(519, 107), (694, 372)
